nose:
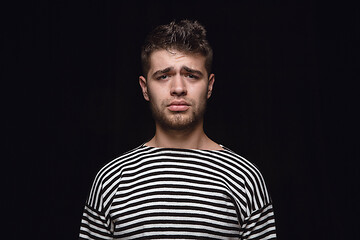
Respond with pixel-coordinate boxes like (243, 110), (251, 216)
(170, 74), (187, 96)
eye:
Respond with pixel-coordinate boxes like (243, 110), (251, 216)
(156, 75), (169, 80)
(185, 74), (199, 79)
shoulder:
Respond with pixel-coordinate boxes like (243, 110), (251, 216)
(94, 145), (148, 184)
(217, 147), (272, 210)
(86, 145), (150, 210)
(208, 147), (265, 182)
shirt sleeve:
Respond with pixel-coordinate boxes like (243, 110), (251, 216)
(79, 203), (114, 240)
(240, 202), (277, 239)
(79, 170), (115, 240)
(236, 155), (277, 240)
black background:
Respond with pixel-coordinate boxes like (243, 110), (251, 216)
(5, 1), (359, 239)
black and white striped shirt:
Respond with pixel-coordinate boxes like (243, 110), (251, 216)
(79, 144), (276, 239)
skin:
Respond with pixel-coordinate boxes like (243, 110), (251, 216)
(139, 49), (223, 150)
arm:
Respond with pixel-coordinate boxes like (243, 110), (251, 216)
(79, 172), (115, 240)
(240, 202), (277, 240)
(79, 203), (114, 240)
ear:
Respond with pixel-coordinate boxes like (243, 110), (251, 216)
(139, 76), (149, 101)
(207, 73), (215, 99)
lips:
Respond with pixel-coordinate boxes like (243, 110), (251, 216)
(167, 100), (190, 112)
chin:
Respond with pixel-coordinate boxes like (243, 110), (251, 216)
(160, 114), (199, 131)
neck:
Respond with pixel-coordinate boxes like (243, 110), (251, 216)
(146, 120), (223, 150)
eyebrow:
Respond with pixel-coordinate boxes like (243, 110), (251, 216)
(182, 66), (204, 77)
(151, 66), (204, 78)
(151, 67), (174, 78)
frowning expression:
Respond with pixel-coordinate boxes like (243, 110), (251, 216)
(139, 49), (215, 130)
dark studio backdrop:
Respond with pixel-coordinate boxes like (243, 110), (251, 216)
(5, 1), (359, 239)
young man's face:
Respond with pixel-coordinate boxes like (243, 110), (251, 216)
(139, 49), (215, 131)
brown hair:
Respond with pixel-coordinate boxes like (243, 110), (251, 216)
(141, 20), (213, 77)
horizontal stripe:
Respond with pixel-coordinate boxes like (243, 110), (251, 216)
(115, 214), (239, 230)
(117, 219), (240, 235)
(79, 145), (277, 239)
(115, 226), (240, 239)
(111, 204), (238, 223)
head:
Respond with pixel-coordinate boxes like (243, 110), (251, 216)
(141, 19), (213, 78)
(139, 20), (215, 131)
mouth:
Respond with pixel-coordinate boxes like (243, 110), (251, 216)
(167, 100), (190, 112)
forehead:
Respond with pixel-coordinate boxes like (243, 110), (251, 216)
(148, 49), (206, 72)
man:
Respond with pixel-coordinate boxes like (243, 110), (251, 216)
(79, 20), (277, 239)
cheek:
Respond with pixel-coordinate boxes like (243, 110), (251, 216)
(189, 83), (208, 101)
(147, 84), (167, 104)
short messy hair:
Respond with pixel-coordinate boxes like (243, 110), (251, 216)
(141, 19), (213, 77)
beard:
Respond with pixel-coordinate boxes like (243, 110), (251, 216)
(149, 96), (207, 131)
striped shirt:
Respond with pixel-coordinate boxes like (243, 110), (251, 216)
(79, 144), (276, 239)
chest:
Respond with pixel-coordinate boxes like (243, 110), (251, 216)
(108, 159), (242, 239)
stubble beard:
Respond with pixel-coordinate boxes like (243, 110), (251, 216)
(149, 97), (207, 131)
